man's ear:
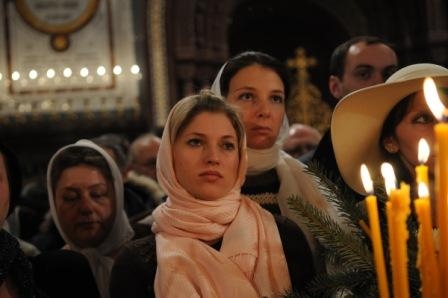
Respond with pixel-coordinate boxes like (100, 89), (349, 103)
(329, 75), (343, 100)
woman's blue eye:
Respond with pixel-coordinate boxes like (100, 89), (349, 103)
(187, 138), (202, 146)
(272, 95), (284, 104)
(223, 142), (236, 150)
(238, 93), (253, 101)
(413, 113), (435, 124)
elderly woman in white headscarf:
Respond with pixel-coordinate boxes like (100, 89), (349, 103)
(211, 51), (340, 265)
(47, 140), (134, 298)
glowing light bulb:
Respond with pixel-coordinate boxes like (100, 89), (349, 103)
(47, 69), (55, 79)
(130, 64), (140, 74)
(29, 69), (38, 80)
(80, 67), (89, 78)
(63, 67), (72, 78)
(113, 65), (122, 75)
(97, 66), (106, 76)
(12, 71), (20, 81)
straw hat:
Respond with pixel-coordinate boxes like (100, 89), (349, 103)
(332, 63), (448, 195)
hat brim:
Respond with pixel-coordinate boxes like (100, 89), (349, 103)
(332, 75), (448, 195)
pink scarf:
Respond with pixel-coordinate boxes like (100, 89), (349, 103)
(151, 96), (292, 297)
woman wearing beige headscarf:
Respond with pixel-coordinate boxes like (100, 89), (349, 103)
(109, 90), (315, 297)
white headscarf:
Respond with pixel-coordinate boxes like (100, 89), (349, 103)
(211, 62), (341, 253)
(47, 139), (134, 298)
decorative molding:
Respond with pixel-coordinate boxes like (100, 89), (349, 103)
(147, 0), (169, 127)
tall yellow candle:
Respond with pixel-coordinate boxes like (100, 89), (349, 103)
(423, 77), (448, 297)
(416, 138), (430, 186)
(414, 182), (440, 298)
(385, 201), (397, 297)
(434, 121), (448, 297)
(361, 165), (389, 298)
(381, 163), (410, 298)
(389, 183), (411, 298)
(415, 164), (429, 185)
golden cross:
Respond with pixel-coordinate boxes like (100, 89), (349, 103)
(286, 47), (318, 126)
(287, 47), (317, 81)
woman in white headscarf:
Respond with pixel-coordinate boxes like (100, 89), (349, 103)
(211, 51), (339, 262)
(47, 140), (134, 298)
(109, 90), (315, 297)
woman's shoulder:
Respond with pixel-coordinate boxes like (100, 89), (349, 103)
(111, 234), (157, 298)
(31, 249), (100, 298)
(273, 214), (312, 260)
(273, 214), (306, 241)
(120, 232), (156, 264)
(273, 214), (316, 293)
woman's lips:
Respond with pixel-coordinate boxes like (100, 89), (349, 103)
(199, 171), (222, 182)
(76, 221), (99, 229)
(252, 126), (272, 134)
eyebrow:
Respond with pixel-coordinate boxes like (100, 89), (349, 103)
(233, 86), (284, 95)
(233, 86), (256, 92)
(353, 64), (375, 70)
(354, 64), (397, 70)
(63, 183), (107, 190)
(221, 135), (238, 140)
(185, 132), (236, 139)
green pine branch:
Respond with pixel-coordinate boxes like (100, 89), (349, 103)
(306, 161), (367, 239)
(288, 195), (372, 272)
(306, 268), (377, 297)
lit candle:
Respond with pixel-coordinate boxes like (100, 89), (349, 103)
(381, 163), (410, 298)
(414, 182), (440, 298)
(416, 138), (430, 186)
(361, 164), (389, 298)
(423, 77), (448, 297)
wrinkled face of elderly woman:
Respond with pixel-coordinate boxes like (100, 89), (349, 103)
(0, 154), (10, 226)
(54, 164), (116, 248)
(173, 111), (240, 201)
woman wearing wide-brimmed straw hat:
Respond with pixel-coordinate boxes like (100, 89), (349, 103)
(332, 63), (448, 215)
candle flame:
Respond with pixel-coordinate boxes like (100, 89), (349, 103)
(418, 138), (430, 163)
(418, 182), (429, 198)
(381, 162), (397, 195)
(360, 164), (374, 194)
(423, 77), (445, 120)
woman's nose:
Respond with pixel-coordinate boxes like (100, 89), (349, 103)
(257, 100), (270, 118)
(205, 147), (220, 165)
(78, 195), (94, 214)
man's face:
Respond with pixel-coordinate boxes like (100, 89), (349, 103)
(130, 139), (160, 181)
(329, 41), (398, 100)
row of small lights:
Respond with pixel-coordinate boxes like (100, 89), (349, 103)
(0, 64), (141, 81)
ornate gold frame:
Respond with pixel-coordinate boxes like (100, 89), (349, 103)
(15, 0), (99, 34)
